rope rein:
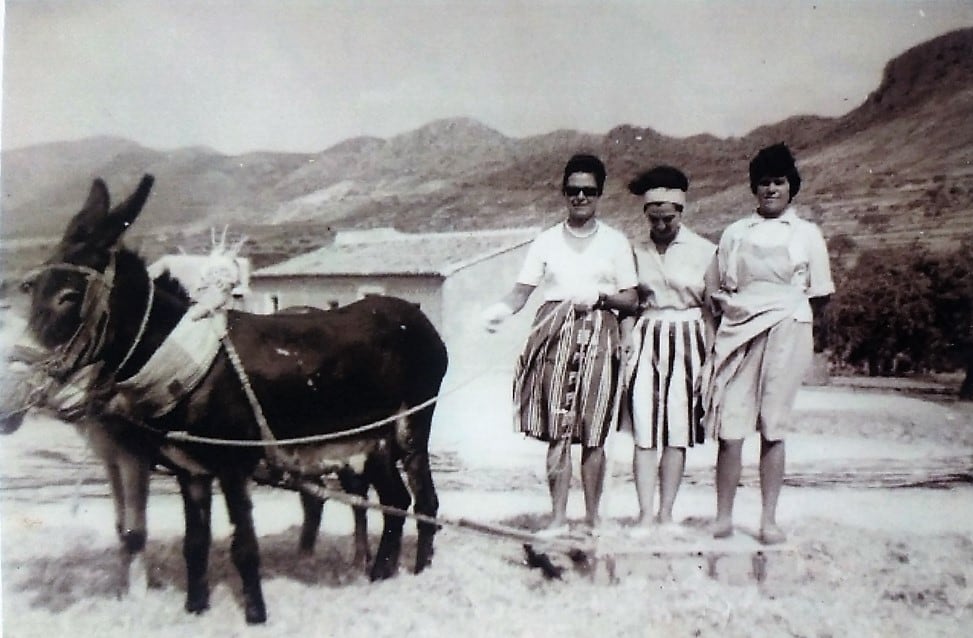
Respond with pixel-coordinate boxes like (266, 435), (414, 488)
(115, 275), (154, 376)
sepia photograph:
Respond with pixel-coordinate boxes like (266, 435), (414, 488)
(1, 1), (972, 636)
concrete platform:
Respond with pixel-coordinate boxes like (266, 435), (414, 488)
(527, 522), (802, 586)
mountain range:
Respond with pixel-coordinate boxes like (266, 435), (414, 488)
(2, 27), (971, 272)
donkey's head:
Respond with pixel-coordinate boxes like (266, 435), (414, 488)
(0, 175), (154, 433)
(23, 175), (154, 351)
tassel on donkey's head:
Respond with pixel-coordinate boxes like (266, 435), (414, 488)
(186, 226), (249, 317)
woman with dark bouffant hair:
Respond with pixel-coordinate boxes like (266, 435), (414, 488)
(702, 143), (834, 545)
(482, 153), (638, 537)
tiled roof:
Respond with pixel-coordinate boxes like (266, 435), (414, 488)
(253, 227), (539, 277)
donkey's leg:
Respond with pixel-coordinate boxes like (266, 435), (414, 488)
(106, 459), (126, 541)
(88, 419), (148, 592)
(177, 473), (213, 615)
(219, 473), (266, 625)
(104, 458), (133, 597)
(402, 408), (440, 573)
(338, 470), (371, 571)
(297, 491), (324, 555)
(366, 454), (410, 582)
(117, 452), (151, 595)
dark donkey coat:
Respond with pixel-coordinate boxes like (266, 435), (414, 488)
(17, 175), (448, 624)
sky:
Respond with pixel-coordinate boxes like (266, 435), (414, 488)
(2, 0), (972, 156)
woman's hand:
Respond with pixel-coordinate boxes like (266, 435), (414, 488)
(569, 287), (601, 311)
(481, 302), (514, 333)
(619, 317), (638, 374)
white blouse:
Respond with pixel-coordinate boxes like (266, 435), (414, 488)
(517, 221), (638, 301)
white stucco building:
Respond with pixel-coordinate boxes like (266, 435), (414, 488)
(247, 227), (544, 373)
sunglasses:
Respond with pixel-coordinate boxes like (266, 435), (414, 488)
(564, 186), (600, 198)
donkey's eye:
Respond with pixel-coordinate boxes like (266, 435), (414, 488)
(55, 290), (82, 306)
(19, 279), (34, 294)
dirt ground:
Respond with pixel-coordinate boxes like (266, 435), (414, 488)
(2, 380), (972, 637)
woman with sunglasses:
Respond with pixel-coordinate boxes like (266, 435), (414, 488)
(621, 165), (716, 538)
(702, 143), (834, 545)
(482, 153), (638, 537)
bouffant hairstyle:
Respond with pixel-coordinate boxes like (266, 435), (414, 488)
(562, 154), (607, 195)
(749, 143), (801, 199)
(627, 165), (689, 195)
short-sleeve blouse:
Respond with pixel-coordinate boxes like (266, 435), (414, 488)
(634, 225), (716, 312)
(715, 207), (834, 321)
(517, 221), (638, 301)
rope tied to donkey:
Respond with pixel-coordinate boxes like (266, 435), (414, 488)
(165, 300), (570, 448)
(167, 337), (480, 448)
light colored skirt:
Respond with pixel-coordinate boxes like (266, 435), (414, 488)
(626, 310), (707, 449)
(513, 302), (621, 447)
(705, 317), (813, 441)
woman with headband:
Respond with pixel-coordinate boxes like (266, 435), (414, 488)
(482, 153), (638, 537)
(703, 143), (834, 545)
(622, 165), (716, 537)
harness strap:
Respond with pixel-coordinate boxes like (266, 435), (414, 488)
(57, 253), (117, 375)
(114, 275), (155, 378)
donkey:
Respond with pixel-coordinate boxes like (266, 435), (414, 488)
(5, 175), (448, 623)
(1, 300), (372, 601)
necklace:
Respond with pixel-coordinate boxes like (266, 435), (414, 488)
(563, 220), (599, 238)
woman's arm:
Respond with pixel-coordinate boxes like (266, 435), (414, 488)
(702, 253), (723, 332)
(482, 283), (536, 332)
(810, 294), (831, 353)
(499, 283), (535, 314)
(598, 286), (639, 316)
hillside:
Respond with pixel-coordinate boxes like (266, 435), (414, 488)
(2, 28), (971, 275)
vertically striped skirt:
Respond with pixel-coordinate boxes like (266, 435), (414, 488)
(513, 301), (621, 447)
(626, 310), (708, 449)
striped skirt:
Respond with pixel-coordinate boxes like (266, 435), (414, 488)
(513, 301), (621, 447)
(626, 309), (707, 449)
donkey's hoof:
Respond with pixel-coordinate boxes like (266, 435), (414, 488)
(369, 558), (398, 582)
(185, 590), (210, 615)
(245, 603), (267, 625)
(415, 541), (435, 573)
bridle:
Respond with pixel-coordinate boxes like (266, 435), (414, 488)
(22, 252), (155, 382)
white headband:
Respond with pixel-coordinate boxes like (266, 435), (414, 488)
(643, 187), (686, 207)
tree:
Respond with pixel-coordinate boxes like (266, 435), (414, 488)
(827, 242), (973, 399)
(826, 233), (858, 264)
(918, 241), (973, 399)
(828, 248), (936, 376)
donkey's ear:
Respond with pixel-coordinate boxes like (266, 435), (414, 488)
(96, 174), (155, 248)
(60, 178), (111, 246)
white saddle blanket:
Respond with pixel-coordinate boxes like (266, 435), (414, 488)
(116, 312), (227, 417)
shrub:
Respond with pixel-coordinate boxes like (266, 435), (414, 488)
(827, 242), (973, 398)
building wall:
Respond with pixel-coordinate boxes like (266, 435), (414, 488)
(247, 244), (542, 381)
(441, 243), (542, 374)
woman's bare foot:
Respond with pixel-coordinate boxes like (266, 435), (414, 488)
(627, 517), (655, 539)
(711, 519), (734, 539)
(759, 524), (786, 545)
